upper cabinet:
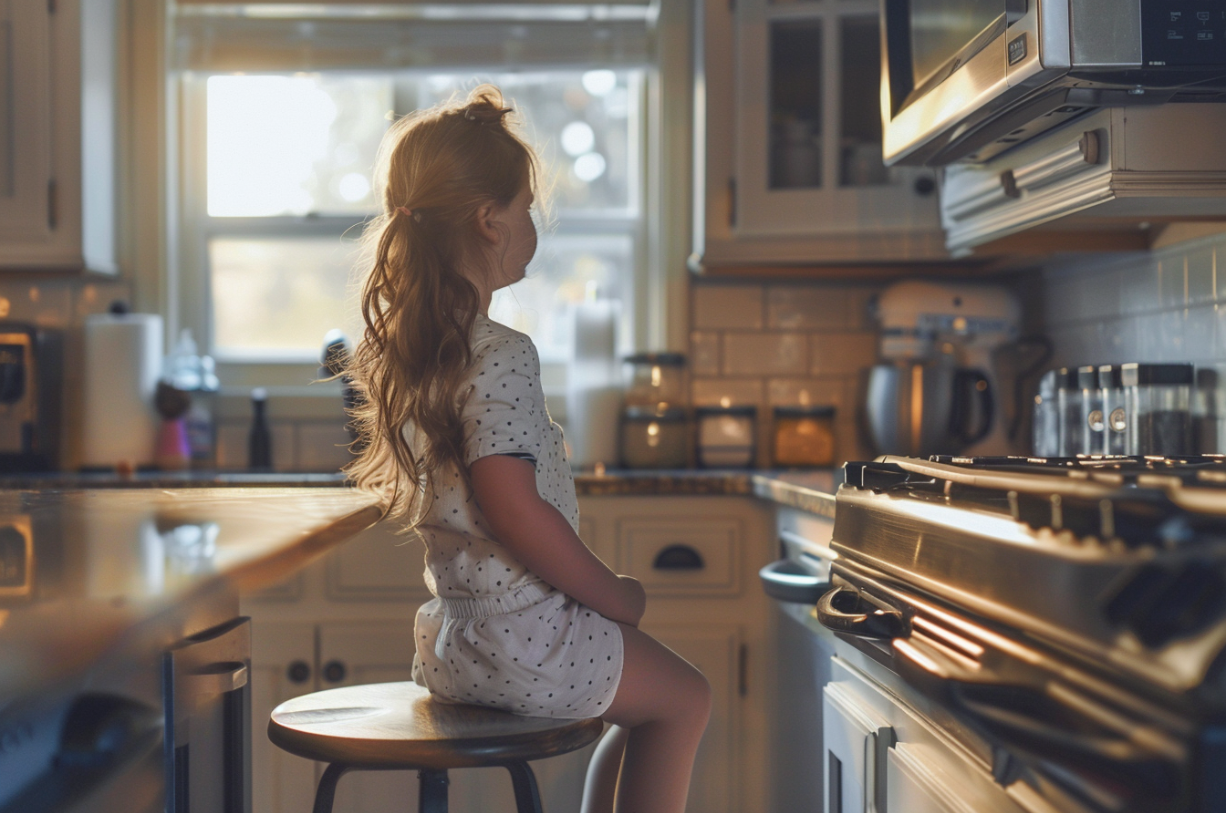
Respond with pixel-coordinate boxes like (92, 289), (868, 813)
(0, 0), (117, 273)
(693, 0), (947, 270)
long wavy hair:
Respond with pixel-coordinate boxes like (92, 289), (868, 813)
(346, 85), (539, 522)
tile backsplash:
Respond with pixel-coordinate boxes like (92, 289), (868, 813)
(1042, 231), (1226, 369)
(689, 279), (884, 466)
(1040, 228), (1226, 454)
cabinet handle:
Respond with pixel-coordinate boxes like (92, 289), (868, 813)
(287, 660), (311, 685)
(322, 660), (347, 683)
(653, 544), (705, 570)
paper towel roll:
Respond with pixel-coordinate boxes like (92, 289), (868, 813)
(82, 313), (163, 468)
(566, 384), (623, 468)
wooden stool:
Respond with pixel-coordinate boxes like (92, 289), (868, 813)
(268, 682), (604, 813)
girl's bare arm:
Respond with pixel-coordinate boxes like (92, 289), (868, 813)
(470, 454), (646, 627)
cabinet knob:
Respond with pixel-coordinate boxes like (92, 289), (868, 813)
(322, 660), (347, 683)
(913, 176), (936, 196)
(287, 660), (311, 684)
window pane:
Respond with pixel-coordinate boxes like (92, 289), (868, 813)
(207, 75), (392, 216)
(209, 236), (356, 358)
(403, 70), (638, 214)
(490, 233), (632, 362)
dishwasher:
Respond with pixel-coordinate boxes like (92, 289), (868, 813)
(759, 505), (838, 812)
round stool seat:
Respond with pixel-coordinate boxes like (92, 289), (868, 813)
(269, 682), (603, 771)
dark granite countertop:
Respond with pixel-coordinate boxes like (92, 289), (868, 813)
(0, 469), (840, 507)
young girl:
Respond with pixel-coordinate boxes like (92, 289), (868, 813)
(347, 86), (711, 813)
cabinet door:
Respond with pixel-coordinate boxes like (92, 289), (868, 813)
(735, 0), (939, 240)
(649, 624), (740, 813)
(249, 621), (318, 813)
(823, 681), (893, 813)
(0, 1), (54, 250)
(319, 621), (422, 813)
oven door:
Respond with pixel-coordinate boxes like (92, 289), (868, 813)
(815, 561), (1202, 813)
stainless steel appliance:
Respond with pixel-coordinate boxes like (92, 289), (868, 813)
(865, 282), (1020, 458)
(0, 323), (62, 471)
(881, 0), (1226, 167)
(819, 454), (1226, 812)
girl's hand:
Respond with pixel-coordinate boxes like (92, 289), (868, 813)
(617, 575), (646, 628)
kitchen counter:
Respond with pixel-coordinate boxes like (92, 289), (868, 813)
(0, 468), (842, 506)
(0, 488), (381, 701)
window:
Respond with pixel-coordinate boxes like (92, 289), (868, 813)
(181, 66), (644, 384)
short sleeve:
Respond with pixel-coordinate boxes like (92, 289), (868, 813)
(462, 333), (543, 466)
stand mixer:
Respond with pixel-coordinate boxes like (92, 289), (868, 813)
(865, 281), (1021, 458)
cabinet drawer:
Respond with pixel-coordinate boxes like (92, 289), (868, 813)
(617, 518), (741, 596)
(325, 522), (431, 601)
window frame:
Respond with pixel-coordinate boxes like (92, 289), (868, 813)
(175, 67), (651, 397)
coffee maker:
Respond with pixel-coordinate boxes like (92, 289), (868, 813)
(865, 281), (1020, 458)
(0, 324), (63, 471)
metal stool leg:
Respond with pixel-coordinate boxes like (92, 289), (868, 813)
(505, 761), (544, 813)
(418, 768), (449, 813)
(312, 763), (351, 813)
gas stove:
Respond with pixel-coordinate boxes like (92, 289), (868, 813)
(824, 455), (1226, 812)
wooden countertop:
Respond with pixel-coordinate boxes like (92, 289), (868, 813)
(0, 488), (382, 700)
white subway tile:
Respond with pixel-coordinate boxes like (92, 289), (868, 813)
(723, 332), (807, 375)
(693, 286), (763, 329)
(809, 332), (877, 376)
(1119, 258), (1162, 316)
(767, 377), (845, 409)
(1157, 256), (1188, 310)
(215, 419), (294, 471)
(296, 422), (355, 472)
(1183, 305), (1216, 364)
(845, 287), (883, 331)
(691, 377), (763, 407)
(1187, 246), (1216, 305)
(765, 286), (847, 330)
(689, 331), (721, 376)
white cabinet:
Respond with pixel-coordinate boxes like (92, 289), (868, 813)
(242, 495), (775, 813)
(695, 0), (946, 267)
(823, 681), (893, 813)
(0, 0), (117, 272)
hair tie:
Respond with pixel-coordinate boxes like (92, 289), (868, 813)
(396, 206), (413, 217)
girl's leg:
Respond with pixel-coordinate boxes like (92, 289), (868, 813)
(600, 623), (712, 813)
(580, 725), (629, 813)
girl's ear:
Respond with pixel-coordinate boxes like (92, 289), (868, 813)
(474, 201), (500, 245)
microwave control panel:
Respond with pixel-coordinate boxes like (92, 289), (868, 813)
(1142, 3), (1226, 65)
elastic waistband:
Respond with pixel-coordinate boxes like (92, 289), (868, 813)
(437, 581), (553, 619)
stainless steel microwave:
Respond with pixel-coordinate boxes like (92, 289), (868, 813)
(880, 0), (1226, 167)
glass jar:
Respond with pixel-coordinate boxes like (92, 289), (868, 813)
(1032, 369), (1059, 457)
(620, 406), (689, 469)
(696, 406), (757, 468)
(1122, 363), (1194, 456)
(1079, 365), (1105, 456)
(772, 406), (836, 467)
(623, 353), (687, 409)
(1055, 367), (1083, 457)
(1099, 364), (1128, 455)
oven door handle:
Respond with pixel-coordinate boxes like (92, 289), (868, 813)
(815, 585), (906, 638)
(893, 636), (1183, 795)
(759, 559), (829, 604)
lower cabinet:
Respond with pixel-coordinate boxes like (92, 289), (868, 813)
(242, 495), (774, 813)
